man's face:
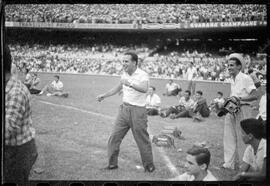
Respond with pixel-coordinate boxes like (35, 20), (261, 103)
(148, 87), (154, 95)
(195, 93), (202, 100)
(241, 128), (252, 144)
(228, 60), (241, 76)
(185, 154), (202, 176)
(169, 80), (173, 84)
(184, 92), (190, 99)
(217, 93), (222, 99)
(54, 77), (59, 82)
(122, 55), (136, 73)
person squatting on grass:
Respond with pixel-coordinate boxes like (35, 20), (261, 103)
(28, 73), (42, 94)
(160, 90), (195, 118)
(146, 86), (161, 116)
(233, 118), (266, 181)
(209, 91), (225, 113)
(170, 146), (217, 181)
(222, 53), (258, 170)
(39, 75), (68, 97)
(163, 79), (182, 96)
(4, 45), (38, 185)
(97, 52), (155, 172)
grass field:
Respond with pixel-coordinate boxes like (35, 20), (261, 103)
(28, 72), (259, 181)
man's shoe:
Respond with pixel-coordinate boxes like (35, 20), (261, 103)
(145, 165), (155, 173)
(102, 165), (118, 170)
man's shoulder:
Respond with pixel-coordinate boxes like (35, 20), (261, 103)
(172, 172), (193, 181)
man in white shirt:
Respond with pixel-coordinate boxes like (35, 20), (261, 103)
(186, 62), (197, 95)
(146, 86), (161, 116)
(170, 146), (217, 181)
(160, 90), (195, 118)
(210, 91), (225, 113)
(39, 75), (68, 97)
(222, 53), (258, 170)
(256, 85), (266, 122)
(163, 79), (181, 96)
(97, 52), (155, 172)
(233, 118), (266, 181)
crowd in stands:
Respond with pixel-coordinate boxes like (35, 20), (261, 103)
(5, 4), (266, 24)
(9, 43), (267, 83)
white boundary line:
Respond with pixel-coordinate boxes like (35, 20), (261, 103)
(38, 100), (180, 177)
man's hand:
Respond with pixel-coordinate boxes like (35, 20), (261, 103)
(232, 173), (244, 181)
(97, 94), (105, 102)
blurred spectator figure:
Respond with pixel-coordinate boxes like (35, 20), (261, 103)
(248, 69), (261, 89)
(29, 73), (41, 94)
(233, 118), (266, 181)
(39, 75), (69, 97)
(190, 90), (210, 121)
(186, 62), (197, 96)
(256, 85), (266, 122)
(170, 146), (217, 181)
(4, 45), (38, 184)
(23, 68), (32, 89)
(146, 86), (161, 115)
(209, 91), (225, 113)
(163, 79), (182, 96)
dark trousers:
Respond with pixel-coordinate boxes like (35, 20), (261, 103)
(163, 105), (185, 117)
(108, 103), (154, 168)
(4, 139), (38, 185)
(29, 88), (41, 94)
(147, 108), (159, 115)
(187, 80), (196, 95)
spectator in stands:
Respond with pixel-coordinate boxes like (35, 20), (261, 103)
(163, 79), (182, 96)
(170, 146), (217, 181)
(39, 75), (68, 97)
(23, 68), (32, 89)
(29, 73), (41, 94)
(210, 91), (225, 113)
(247, 69), (261, 89)
(233, 118), (266, 181)
(146, 86), (161, 116)
(160, 90), (195, 118)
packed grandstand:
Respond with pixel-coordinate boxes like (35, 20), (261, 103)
(5, 4), (266, 24)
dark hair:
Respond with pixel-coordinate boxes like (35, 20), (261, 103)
(54, 75), (60, 79)
(185, 90), (191, 96)
(124, 52), (138, 66)
(4, 45), (12, 73)
(248, 69), (253, 74)
(240, 118), (265, 139)
(229, 57), (242, 68)
(196, 90), (203, 96)
(217, 91), (223, 96)
(150, 86), (156, 91)
(187, 146), (211, 169)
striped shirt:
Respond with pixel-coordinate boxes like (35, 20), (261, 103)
(5, 76), (35, 146)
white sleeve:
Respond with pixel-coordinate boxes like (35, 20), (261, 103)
(242, 146), (253, 165)
(244, 76), (256, 94)
(173, 173), (189, 181)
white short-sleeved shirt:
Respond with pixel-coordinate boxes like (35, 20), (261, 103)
(243, 139), (266, 172)
(171, 171), (217, 181)
(146, 94), (161, 109)
(166, 82), (180, 92)
(214, 97), (225, 104)
(51, 80), (63, 91)
(229, 71), (256, 97)
(257, 94), (266, 120)
(186, 67), (197, 80)
(179, 96), (195, 109)
(122, 68), (149, 107)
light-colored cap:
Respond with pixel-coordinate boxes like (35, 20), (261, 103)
(228, 53), (245, 72)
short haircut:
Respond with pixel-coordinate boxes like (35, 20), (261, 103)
(229, 57), (242, 68)
(124, 52), (138, 66)
(185, 90), (191, 96)
(240, 118), (265, 139)
(196, 90), (203, 96)
(248, 69), (253, 74)
(150, 86), (156, 91)
(217, 91), (223, 96)
(4, 45), (12, 73)
(54, 75), (60, 79)
(187, 146), (211, 169)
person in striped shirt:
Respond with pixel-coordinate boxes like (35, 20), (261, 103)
(4, 45), (38, 184)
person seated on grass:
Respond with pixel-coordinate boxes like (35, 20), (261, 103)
(163, 79), (182, 96)
(39, 75), (68, 97)
(28, 73), (41, 94)
(146, 86), (161, 116)
(170, 146), (217, 181)
(160, 90), (195, 118)
(209, 91), (225, 113)
(170, 90), (210, 121)
(23, 68), (32, 89)
(233, 118), (266, 181)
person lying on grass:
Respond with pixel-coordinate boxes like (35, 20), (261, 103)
(233, 118), (266, 181)
(170, 146), (217, 181)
